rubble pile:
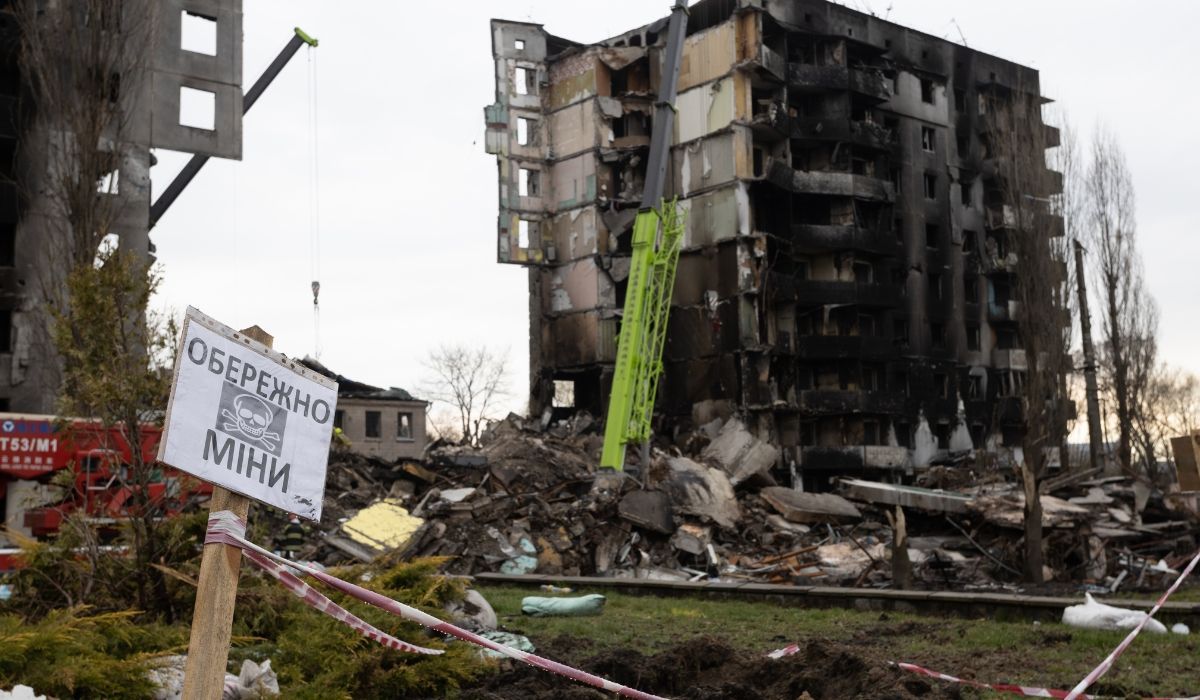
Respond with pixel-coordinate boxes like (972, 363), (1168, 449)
(291, 414), (1198, 593)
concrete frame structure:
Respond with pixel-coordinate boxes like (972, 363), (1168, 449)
(485, 0), (1062, 487)
(0, 0), (244, 413)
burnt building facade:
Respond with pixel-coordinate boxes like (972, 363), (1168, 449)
(485, 0), (1061, 484)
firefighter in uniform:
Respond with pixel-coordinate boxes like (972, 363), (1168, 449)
(280, 515), (305, 560)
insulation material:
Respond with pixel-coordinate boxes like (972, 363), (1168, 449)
(341, 500), (424, 552)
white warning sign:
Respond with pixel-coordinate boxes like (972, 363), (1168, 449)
(158, 307), (337, 521)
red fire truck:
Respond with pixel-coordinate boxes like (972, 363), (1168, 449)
(0, 413), (210, 571)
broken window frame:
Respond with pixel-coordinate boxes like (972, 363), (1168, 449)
(365, 410), (381, 440)
(397, 412), (413, 440)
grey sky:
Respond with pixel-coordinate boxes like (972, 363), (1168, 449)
(152, 1), (1199, 415)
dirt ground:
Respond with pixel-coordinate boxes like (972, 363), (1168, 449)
(456, 635), (965, 700)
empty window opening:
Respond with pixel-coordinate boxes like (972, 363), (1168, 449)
(180, 11), (217, 56)
(863, 420), (879, 446)
(929, 271), (943, 300)
(967, 375), (983, 399)
(514, 66), (533, 95)
(965, 275), (980, 303)
(0, 223), (14, 267)
(960, 180), (973, 207)
(852, 260), (873, 283)
(0, 308), (10, 353)
(923, 172), (937, 199)
(365, 410), (381, 439)
(96, 167), (119, 195)
(934, 421), (950, 449)
(931, 323), (945, 349)
(514, 38), (525, 52)
(921, 126), (935, 152)
(920, 78), (935, 104)
(954, 89), (966, 112)
(518, 168), (539, 197)
(935, 373), (949, 399)
(967, 325), (981, 351)
(179, 86), (215, 130)
(962, 229), (977, 252)
(895, 421), (912, 448)
(925, 223), (940, 248)
(516, 116), (536, 146)
(553, 380), (576, 408)
(517, 219), (531, 248)
(397, 412), (413, 440)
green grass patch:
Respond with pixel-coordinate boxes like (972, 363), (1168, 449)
(476, 585), (1200, 698)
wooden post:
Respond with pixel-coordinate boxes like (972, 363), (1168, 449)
(181, 325), (273, 700)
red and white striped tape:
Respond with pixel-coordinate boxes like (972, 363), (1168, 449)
(767, 644), (1200, 700)
(1064, 547), (1200, 699)
(206, 511), (670, 700)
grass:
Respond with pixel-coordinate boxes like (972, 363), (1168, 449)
(476, 585), (1200, 698)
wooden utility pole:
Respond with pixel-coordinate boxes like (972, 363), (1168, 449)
(180, 325), (272, 700)
(1073, 240), (1106, 474)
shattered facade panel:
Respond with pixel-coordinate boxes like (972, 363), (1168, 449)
(486, 0), (1061, 487)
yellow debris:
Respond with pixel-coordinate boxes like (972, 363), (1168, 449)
(341, 499), (423, 552)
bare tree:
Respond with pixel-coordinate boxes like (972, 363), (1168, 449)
(1135, 364), (1197, 486)
(1085, 127), (1157, 476)
(982, 85), (1074, 583)
(421, 345), (510, 446)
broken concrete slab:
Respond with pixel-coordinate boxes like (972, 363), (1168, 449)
(966, 492), (1092, 529)
(670, 523), (711, 556)
(701, 418), (780, 486)
(618, 490), (675, 535)
(840, 478), (970, 514)
(760, 487), (861, 524)
(664, 457), (741, 529)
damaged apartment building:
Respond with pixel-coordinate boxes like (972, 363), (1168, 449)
(0, 0), (243, 412)
(484, 0), (1062, 486)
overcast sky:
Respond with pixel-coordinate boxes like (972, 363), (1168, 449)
(152, 1), (1200, 419)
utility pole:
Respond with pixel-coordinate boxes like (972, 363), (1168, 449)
(1074, 239), (1105, 474)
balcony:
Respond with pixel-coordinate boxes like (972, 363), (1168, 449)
(795, 390), (907, 415)
(752, 106), (895, 152)
(789, 224), (900, 257)
(800, 445), (909, 471)
(765, 158), (894, 201)
(988, 300), (1021, 322)
(769, 274), (900, 308)
(793, 334), (894, 359)
(786, 63), (892, 102)
(992, 348), (1028, 370)
(757, 44), (786, 81)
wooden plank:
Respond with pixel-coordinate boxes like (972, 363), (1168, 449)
(181, 325), (272, 700)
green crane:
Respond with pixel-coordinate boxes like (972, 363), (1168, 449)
(599, 0), (689, 471)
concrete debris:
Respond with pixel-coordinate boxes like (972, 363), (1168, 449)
(664, 457), (741, 529)
(446, 588), (498, 632)
(760, 487), (861, 524)
(267, 412), (1196, 596)
(701, 419), (780, 486)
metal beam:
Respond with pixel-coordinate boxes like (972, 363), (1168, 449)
(149, 28), (317, 228)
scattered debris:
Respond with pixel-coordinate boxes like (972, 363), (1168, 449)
(1061, 593), (1168, 634)
(760, 487), (861, 524)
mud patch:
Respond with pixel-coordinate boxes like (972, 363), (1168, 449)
(457, 636), (962, 700)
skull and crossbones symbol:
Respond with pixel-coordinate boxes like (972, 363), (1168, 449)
(221, 394), (281, 451)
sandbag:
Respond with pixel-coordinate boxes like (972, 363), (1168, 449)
(521, 593), (606, 617)
(1061, 593), (1167, 634)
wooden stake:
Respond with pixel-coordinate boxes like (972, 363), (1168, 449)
(181, 325), (272, 700)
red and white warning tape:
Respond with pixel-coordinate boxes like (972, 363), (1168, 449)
(206, 511), (670, 700)
(767, 646), (1199, 700)
(1063, 546), (1200, 699)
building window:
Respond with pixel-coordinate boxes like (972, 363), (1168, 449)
(397, 412), (413, 440)
(923, 172), (937, 199)
(514, 38), (525, 51)
(0, 223), (13, 267)
(863, 420), (880, 446)
(931, 323), (945, 349)
(365, 410), (381, 439)
(516, 116), (537, 146)
(962, 229), (977, 253)
(334, 409), (344, 430)
(921, 126), (935, 152)
(967, 325), (981, 351)
(894, 319), (909, 345)
(514, 66), (534, 95)
(960, 180), (973, 207)
(967, 375), (983, 399)
(895, 421), (912, 448)
(935, 373), (949, 398)
(965, 275), (980, 303)
(920, 78), (934, 104)
(929, 272), (943, 300)
(925, 223), (940, 248)
(954, 89), (966, 112)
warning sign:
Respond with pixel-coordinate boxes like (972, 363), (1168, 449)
(158, 307), (337, 520)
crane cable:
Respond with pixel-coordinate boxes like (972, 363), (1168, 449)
(306, 43), (322, 359)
